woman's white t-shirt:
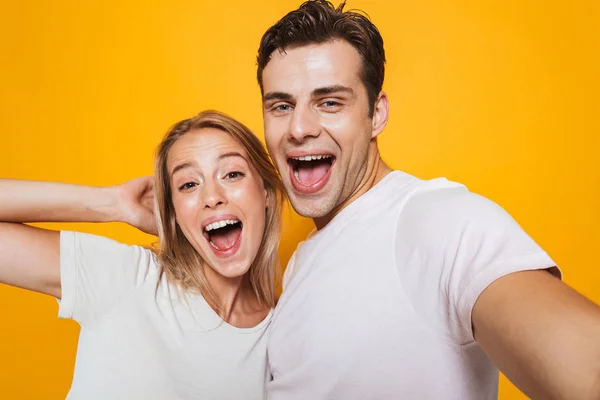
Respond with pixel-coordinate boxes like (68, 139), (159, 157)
(58, 231), (271, 400)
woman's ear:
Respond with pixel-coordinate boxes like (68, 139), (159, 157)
(264, 187), (269, 209)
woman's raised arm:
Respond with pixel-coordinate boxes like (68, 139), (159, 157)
(0, 177), (156, 298)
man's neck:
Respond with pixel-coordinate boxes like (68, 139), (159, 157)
(314, 145), (392, 230)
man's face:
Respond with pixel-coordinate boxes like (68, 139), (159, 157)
(261, 40), (378, 220)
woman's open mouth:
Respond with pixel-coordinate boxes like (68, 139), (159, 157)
(203, 218), (243, 258)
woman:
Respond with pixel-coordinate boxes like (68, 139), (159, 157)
(0, 110), (284, 399)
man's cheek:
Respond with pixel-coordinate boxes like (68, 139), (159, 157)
(264, 137), (280, 156)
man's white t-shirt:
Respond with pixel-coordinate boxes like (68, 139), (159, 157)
(58, 231), (271, 400)
(267, 171), (559, 400)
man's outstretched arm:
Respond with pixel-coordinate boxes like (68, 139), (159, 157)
(473, 269), (600, 400)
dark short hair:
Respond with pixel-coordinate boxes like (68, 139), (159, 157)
(256, 0), (386, 117)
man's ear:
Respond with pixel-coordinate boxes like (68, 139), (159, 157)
(371, 91), (389, 139)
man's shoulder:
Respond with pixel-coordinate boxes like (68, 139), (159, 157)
(403, 185), (508, 223)
(378, 170), (464, 200)
(396, 183), (522, 250)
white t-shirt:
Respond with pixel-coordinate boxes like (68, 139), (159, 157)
(267, 171), (558, 400)
(58, 231), (271, 400)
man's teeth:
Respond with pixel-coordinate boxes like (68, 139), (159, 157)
(292, 155), (332, 181)
(292, 155), (332, 161)
(205, 219), (239, 232)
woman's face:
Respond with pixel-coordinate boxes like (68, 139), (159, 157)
(167, 128), (267, 281)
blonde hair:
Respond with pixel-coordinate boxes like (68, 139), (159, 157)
(154, 110), (285, 314)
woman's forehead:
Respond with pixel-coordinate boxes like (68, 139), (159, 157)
(167, 128), (249, 169)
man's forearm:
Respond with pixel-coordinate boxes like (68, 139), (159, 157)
(0, 179), (124, 223)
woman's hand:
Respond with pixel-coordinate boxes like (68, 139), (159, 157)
(116, 177), (158, 236)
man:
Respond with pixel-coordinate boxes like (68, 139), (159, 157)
(257, 1), (600, 399)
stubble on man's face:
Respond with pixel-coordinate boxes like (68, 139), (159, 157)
(261, 40), (375, 222)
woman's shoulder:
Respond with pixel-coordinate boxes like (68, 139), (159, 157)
(61, 230), (162, 282)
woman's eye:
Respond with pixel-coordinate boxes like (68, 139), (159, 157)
(226, 171), (244, 180)
(178, 182), (197, 191)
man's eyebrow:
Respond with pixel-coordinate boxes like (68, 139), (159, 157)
(263, 85), (353, 103)
(312, 85), (354, 97)
(263, 91), (293, 103)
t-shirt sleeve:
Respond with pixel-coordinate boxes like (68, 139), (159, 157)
(58, 230), (155, 326)
(282, 251), (298, 292)
(394, 186), (560, 345)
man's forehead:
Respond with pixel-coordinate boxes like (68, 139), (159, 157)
(262, 40), (363, 94)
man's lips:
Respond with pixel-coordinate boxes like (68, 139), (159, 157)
(287, 153), (335, 194)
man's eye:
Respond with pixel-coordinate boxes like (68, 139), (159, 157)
(178, 182), (197, 191)
(323, 101), (340, 107)
(275, 104), (292, 112)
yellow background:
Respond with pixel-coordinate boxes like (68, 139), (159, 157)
(1, 0), (598, 398)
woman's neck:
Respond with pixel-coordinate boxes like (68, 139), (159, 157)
(204, 269), (269, 328)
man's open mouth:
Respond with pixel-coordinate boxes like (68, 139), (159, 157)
(288, 154), (335, 188)
(203, 219), (243, 252)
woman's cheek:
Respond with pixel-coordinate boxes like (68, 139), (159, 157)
(239, 183), (265, 208)
(173, 194), (201, 221)
(227, 182), (251, 202)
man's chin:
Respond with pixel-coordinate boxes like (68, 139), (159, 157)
(289, 194), (336, 220)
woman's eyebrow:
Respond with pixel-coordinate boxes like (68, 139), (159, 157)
(218, 152), (248, 163)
